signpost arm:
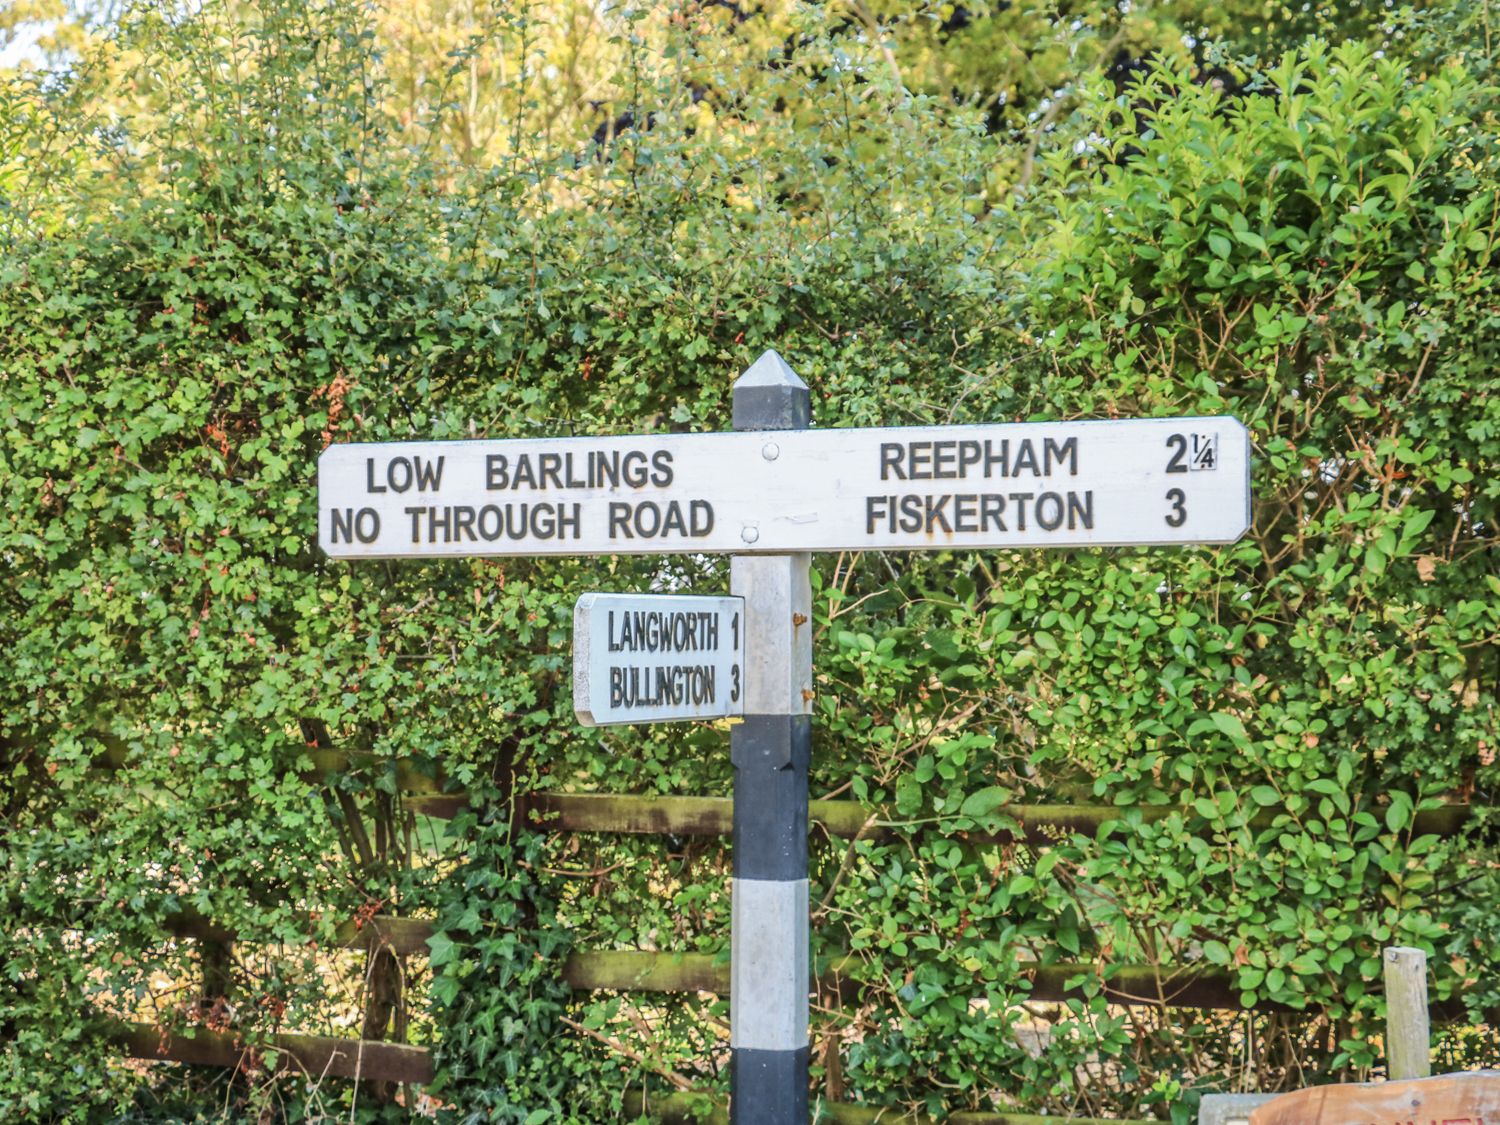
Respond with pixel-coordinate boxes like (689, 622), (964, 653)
(729, 351), (813, 1124)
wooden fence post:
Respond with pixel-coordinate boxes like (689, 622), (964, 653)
(1384, 946), (1431, 1081)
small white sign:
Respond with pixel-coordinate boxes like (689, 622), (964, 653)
(573, 594), (745, 727)
(318, 417), (1250, 558)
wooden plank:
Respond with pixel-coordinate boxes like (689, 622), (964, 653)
(112, 1021), (433, 1084)
(406, 794), (471, 819)
(332, 914), (435, 956)
(90, 747), (1476, 843)
(155, 908), (433, 956)
(565, 949), (728, 993)
(522, 792), (1178, 841)
(623, 1090), (1161, 1124)
(1249, 1071), (1500, 1125)
(90, 741), (446, 795)
(120, 922), (1480, 1020)
(144, 915), (1305, 1013)
(303, 749), (446, 795)
(1383, 946), (1431, 1080)
(82, 910), (1482, 1020)
(511, 792), (1476, 845)
(527, 792), (1177, 842)
(138, 929), (1307, 1015)
(563, 950), (1263, 1011)
(1030, 963), (1262, 1011)
(528, 793), (739, 837)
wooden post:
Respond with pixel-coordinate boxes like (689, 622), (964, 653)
(1384, 946), (1431, 1080)
(199, 938), (234, 1028)
(729, 351), (813, 1125)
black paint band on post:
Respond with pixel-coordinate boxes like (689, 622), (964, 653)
(731, 715), (810, 883)
(731, 1046), (812, 1122)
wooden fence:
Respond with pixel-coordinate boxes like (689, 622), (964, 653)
(86, 747), (1478, 1121)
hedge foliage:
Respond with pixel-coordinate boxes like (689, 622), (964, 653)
(1, 1), (1497, 1122)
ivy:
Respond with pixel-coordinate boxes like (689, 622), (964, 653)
(426, 805), (593, 1124)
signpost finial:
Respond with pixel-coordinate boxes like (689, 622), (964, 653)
(733, 350), (810, 432)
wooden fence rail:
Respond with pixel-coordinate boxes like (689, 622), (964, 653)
(106, 1019), (1166, 1121)
(620, 1090), (1162, 1125)
(113, 909), (1477, 1085)
(92, 743), (1478, 844)
(141, 906), (1279, 1008)
(563, 950), (1274, 1012)
(129, 900), (1485, 1020)
(87, 745), (1483, 1109)
(110, 1020), (433, 1084)
(130, 909), (1484, 1020)
(447, 791), (1475, 844)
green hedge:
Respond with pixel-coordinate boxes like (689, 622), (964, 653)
(1, 2), (1497, 1122)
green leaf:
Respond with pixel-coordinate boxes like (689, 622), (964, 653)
(1210, 712), (1250, 744)
(959, 785), (1012, 819)
(1386, 792), (1414, 834)
(426, 931), (458, 968)
(1234, 230), (1268, 253)
(430, 974), (461, 1006)
(895, 774), (924, 817)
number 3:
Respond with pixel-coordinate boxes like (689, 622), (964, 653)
(1165, 488), (1187, 527)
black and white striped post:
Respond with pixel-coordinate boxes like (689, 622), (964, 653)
(729, 351), (813, 1124)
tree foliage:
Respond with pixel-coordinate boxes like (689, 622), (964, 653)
(1, 1), (1497, 1122)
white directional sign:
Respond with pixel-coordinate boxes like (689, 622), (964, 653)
(318, 417), (1250, 558)
(573, 594), (745, 726)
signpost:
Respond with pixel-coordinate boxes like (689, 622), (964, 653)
(726, 353), (814, 1120)
(572, 594), (745, 727)
(318, 417), (1250, 559)
(317, 349), (1253, 1125)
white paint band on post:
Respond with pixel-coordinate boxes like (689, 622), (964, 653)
(730, 878), (809, 1051)
(733, 555), (813, 717)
